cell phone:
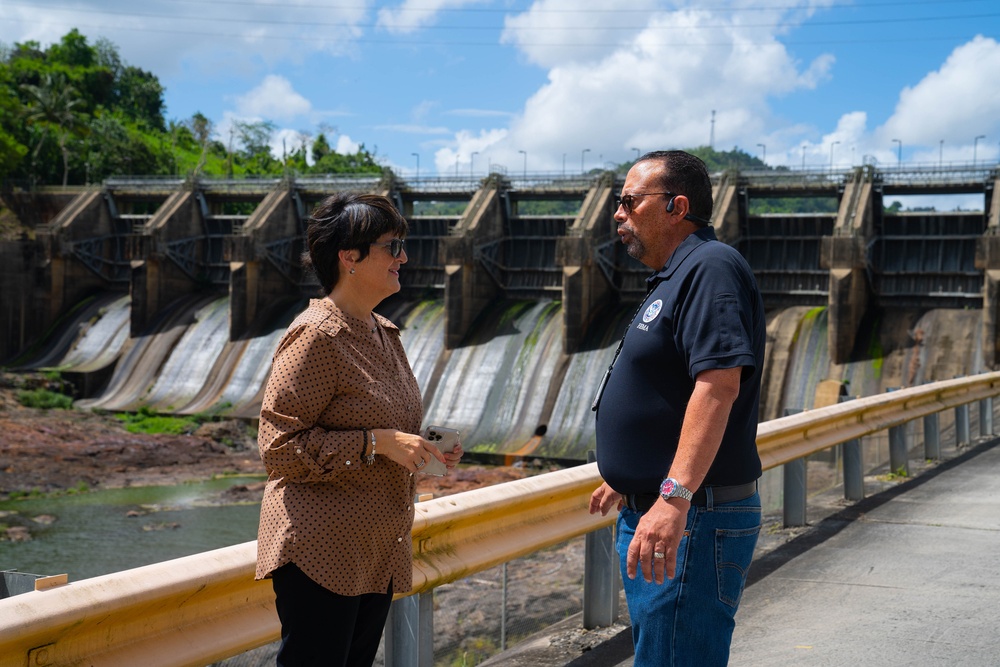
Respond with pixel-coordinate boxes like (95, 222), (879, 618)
(421, 426), (459, 476)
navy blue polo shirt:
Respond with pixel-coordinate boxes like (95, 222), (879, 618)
(595, 226), (764, 494)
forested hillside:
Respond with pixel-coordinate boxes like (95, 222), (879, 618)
(0, 29), (382, 186)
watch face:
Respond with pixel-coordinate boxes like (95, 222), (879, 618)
(661, 478), (676, 495)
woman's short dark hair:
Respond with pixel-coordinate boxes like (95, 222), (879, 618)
(636, 150), (714, 224)
(302, 193), (408, 294)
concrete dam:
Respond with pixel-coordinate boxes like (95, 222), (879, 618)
(2, 163), (998, 461)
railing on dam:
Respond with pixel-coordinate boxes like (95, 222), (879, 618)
(2, 372), (999, 667)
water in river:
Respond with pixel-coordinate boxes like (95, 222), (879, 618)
(0, 476), (263, 582)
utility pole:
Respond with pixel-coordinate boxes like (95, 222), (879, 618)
(709, 110), (716, 149)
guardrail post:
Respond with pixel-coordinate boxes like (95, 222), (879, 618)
(782, 409), (807, 527)
(385, 591), (433, 667)
(584, 450), (619, 629)
(888, 423), (909, 476)
(979, 397), (993, 437)
(783, 458), (807, 526)
(923, 412), (940, 460)
(885, 388), (909, 476)
(842, 437), (864, 501)
(955, 403), (970, 446)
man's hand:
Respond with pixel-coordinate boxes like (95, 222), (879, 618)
(627, 498), (689, 584)
(589, 482), (623, 516)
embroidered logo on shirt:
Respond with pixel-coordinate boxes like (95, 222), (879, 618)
(642, 299), (662, 323)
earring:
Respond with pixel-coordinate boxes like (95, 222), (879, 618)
(349, 267), (355, 274)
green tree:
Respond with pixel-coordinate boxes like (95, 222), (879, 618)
(232, 119), (277, 174)
(311, 132), (332, 163)
(21, 73), (88, 185)
(115, 65), (165, 130)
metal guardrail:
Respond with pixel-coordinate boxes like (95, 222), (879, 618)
(2, 371), (1000, 666)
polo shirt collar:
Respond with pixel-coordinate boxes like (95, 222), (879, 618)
(647, 225), (717, 285)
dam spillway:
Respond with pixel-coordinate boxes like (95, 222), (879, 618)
(2, 163), (998, 459)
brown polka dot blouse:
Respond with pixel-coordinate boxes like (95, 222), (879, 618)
(255, 298), (423, 596)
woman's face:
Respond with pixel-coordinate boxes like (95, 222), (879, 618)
(352, 231), (407, 300)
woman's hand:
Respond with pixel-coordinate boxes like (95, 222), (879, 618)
(442, 441), (464, 469)
(372, 429), (461, 473)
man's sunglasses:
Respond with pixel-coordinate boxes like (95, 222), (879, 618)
(613, 192), (674, 215)
(371, 238), (406, 258)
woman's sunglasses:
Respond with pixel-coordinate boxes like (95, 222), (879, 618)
(371, 238), (406, 258)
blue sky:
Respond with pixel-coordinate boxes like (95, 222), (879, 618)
(3, 0), (999, 188)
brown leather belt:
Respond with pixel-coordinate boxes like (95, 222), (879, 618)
(624, 481), (757, 512)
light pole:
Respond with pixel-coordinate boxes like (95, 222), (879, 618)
(757, 143), (766, 165)
(632, 147), (640, 161)
(939, 140), (944, 167)
(581, 148), (590, 173)
(411, 153), (419, 180)
(892, 139), (901, 166)
(562, 153), (567, 177)
(830, 141), (839, 169)
(471, 151), (478, 178)
(518, 150), (527, 180)
(974, 135), (986, 166)
(801, 144), (807, 169)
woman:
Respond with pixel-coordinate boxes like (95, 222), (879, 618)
(256, 192), (463, 667)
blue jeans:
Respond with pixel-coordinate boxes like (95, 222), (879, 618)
(616, 491), (761, 667)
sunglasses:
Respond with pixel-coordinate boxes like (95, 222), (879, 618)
(613, 192), (675, 215)
(371, 238), (406, 258)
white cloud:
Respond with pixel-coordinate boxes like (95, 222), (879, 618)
(435, 128), (508, 174)
(501, 0), (660, 68)
(462, 2), (835, 173)
(335, 134), (362, 155)
(879, 36), (1000, 149)
(377, 0), (489, 35)
(235, 75), (312, 121)
(0, 0), (372, 77)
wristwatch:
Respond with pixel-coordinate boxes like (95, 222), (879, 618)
(660, 477), (694, 502)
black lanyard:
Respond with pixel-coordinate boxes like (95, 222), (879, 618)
(590, 290), (653, 412)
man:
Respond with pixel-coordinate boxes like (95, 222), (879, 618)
(589, 150), (765, 666)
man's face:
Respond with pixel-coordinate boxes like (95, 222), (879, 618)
(615, 161), (671, 269)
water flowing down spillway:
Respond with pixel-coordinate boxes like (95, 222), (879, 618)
(24, 290), (993, 461)
(17, 293), (131, 373)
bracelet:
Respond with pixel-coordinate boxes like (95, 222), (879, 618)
(365, 430), (376, 466)
(361, 429), (368, 462)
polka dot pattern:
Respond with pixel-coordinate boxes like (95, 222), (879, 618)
(255, 298), (423, 596)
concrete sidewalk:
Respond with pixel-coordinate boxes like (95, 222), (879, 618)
(481, 437), (1000, 667)
(730, 436), (1000, 666)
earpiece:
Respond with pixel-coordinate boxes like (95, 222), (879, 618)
(666, 197), (676, 213)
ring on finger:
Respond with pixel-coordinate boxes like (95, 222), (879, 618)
(415, 459), (426, 468)
(653, 551), (666, 559)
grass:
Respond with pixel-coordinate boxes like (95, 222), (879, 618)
(113, 403), (237, 436)
(115, 406), (201, 435)
(16, 388), (73, 410)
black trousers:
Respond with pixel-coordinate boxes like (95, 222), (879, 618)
(271, 563), (393, 667)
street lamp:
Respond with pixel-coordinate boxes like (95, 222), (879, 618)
(974, 135), (986, 166)
(830, 141), (839, 169)
(518, 150), (527, 180)
(562, 153), (567, 177)
(411, 153), (419, 180)
(757, 143), (766, 165)
(939, 140), (944, 167)
(581, 148), (590, 173)
(631, 147), (640, 161)
(471, 151), (478, 178)
(892, 139), (902, 166)
(801, 144), (807, 169)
